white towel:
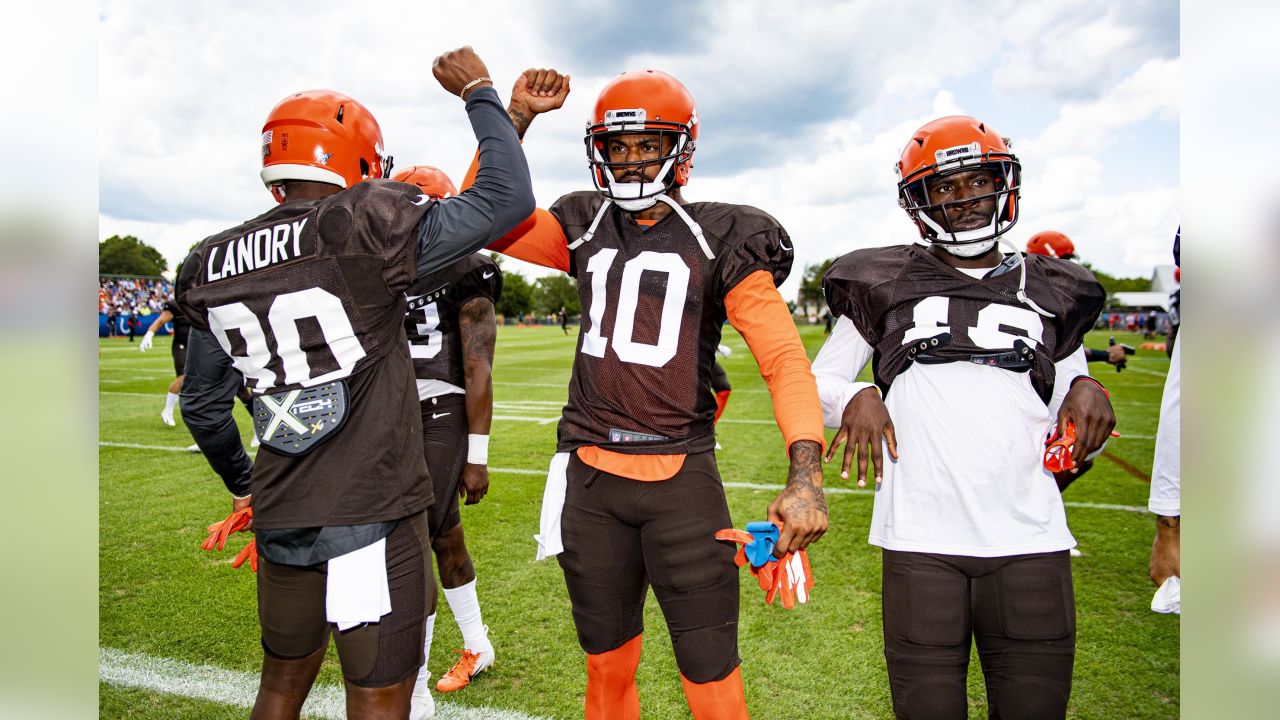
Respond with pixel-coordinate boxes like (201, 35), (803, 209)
(534, 452), (571, 560)
(326, 538), (392, 631)
(1151, 576), (1180, 615)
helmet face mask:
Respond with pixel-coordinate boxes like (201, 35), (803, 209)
(896, 116), (1021, 251)
(586, 128), (691, 209)
(584, 70), (698, 210)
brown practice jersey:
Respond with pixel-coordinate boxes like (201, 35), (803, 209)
(404, 253), (502, 390)
(162, 299), (191, 345)
(823, 245), (1105, 403)
(550, 191), (792, 455)
(176, 180), (436, 529)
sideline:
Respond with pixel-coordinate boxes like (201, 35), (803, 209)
(99, 647), (548, 720)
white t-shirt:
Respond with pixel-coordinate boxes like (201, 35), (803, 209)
(814, 273), (1090, 557)
(1148, 334), (1180, 516)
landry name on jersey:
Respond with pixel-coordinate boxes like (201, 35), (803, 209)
(824, 245), (1105, 403)
(404, 253), (502, 391)
(176, 180), (436, 529)
(550, 191), (792, 455)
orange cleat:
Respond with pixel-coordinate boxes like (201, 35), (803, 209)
(435, 648), (493, 693)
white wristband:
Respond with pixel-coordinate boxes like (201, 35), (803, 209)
(467, 434), (489, 465)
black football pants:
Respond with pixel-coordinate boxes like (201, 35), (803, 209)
(557, 451), (741, 683)
(881, 549), (1076, 720)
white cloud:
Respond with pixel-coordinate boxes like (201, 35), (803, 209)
(98, 0), (1178, 295)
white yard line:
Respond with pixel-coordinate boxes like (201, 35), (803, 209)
(95, 442), (1148, 512)
(99, 647), (549, 720)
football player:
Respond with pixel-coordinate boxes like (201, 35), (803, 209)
(1025, 230), (1129, 372)
(175, 47), (533, 719)
(479, 68), (828, 719)
(142, 297), (259, 450)
(392, 166), (501, 707)
(813, 116), (1115, 719)
(139, 295), (191, 427)
(1149, 231), (1180, 589)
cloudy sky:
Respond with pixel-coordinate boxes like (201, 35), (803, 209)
(99, 0), (1178, 300)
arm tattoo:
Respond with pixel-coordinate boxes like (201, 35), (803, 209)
(1157, 515), (1180, 529)
(459, 297), (497, 364)
(784, 440), (828, 514)
(507, 108), (531, 140)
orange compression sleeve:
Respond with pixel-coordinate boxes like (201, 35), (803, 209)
(461, 148), (571, 272)
(724, 270), (826, 453)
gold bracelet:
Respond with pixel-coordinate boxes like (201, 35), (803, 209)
(460, 76), (493, 101)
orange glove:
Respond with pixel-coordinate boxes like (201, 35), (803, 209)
(231, 538), (258, 573)
(201, 508), (253, 551)
(764, 550), (814, 609)
(1044, 421), (1121, 473)
(716, 524), (815, 609)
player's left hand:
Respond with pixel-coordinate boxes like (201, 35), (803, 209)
(139, 331), (154, 352)
(768, 440), (828, 555)
(460, 463), (489, 505)
(1056, 378), (1116, 469)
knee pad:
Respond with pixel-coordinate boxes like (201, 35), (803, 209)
(671, 623), (740, 684)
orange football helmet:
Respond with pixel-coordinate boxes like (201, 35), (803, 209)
(896, 115), (1020, 252)
(392, 165), (458, 199)
(1026, 230), (1076, 259)
(584, 70), (698, 209)
(260, 89), (392, 203)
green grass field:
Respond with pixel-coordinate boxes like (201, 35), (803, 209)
(99, 326), (1178, 719)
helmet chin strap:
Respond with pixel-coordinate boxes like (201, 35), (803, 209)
(994, 234), (1055, 318)
(569, 191), (714, 260)
(940, 239), (996, 258)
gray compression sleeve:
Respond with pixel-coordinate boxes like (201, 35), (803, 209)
(180, 328), (253, 497)
(414, 85), (535, 277)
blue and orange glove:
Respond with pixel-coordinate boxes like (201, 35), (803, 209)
(1044, 420), (1120, 473)
(716, 522), (814, 609)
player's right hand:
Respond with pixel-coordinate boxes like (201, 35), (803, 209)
(825, 386), (898, 487)
(460, 463), (489, 505)
(433, 46), (493, 99)
(139, 331), (154, 352)
(510, 68), (570, 116)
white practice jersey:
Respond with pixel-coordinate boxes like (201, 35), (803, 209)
(814, 287), (1091, 558)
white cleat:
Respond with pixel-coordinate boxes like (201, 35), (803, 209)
(1069, 548), (1083, 558)
(186, 443), (201, 453)
(409, 671), (435, 720)
(160, 408), (176, 427)
(714, 441), (723, 451)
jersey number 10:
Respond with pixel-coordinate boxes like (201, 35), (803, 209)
(580, 249), (690, 368)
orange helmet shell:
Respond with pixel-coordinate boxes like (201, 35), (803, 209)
(1026, 230), (1076, 259)
(392, 165), (458, 199)
(585, 70), (699, 188)
(260, 89), (390, 203)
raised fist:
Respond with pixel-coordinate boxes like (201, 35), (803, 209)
(510, 68), (571, 116)
(433, 46), (493, 99)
